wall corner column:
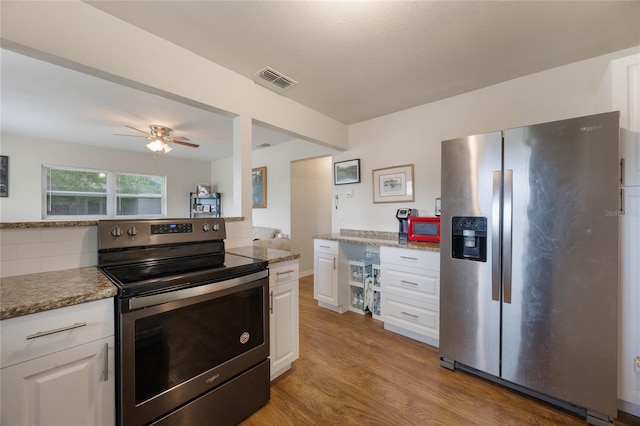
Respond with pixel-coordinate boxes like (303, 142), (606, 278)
(232, 115), (253, 220)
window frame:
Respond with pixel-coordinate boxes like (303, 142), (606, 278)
(42, 165), (166, 220)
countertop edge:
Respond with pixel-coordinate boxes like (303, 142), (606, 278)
(0, 217), (247, 229)
(314, 233), (440, 252)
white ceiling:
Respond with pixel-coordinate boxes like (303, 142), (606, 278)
(0, 49), (296, 161)
(2, 1), (639, 161)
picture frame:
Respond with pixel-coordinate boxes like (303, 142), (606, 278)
(0, 156), (7, 197)
(252, 166), (267, 208)
(334, 159), (361, 185)
(372, 164), (415, 204)
(197, 183), (211, 196)
(202, 204), (211, 213)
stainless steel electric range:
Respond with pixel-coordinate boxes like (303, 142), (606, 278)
(97, 218), (270, 426)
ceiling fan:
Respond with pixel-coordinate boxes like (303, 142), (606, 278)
(115, 125), (199, 153)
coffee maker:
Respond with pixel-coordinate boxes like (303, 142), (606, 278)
(396, 208), (418, 242)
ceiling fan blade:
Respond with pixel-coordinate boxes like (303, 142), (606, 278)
(169, 138), (199, 148)
(124, 125), (150, 135)
(114, 133), (146, 138)
(170, 135), (191, 142)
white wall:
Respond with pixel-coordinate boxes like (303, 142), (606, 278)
(0, 133), (212, 222)
(334, 46), (640, 233)
(291, 156), (333, 276)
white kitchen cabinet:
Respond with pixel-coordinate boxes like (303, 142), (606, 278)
(619, 185), (640, 416)
(613, 54), (640, 186)
(598, 53), (640, 186)
(380, 246), (440, 347)
(313, 239), (344, 312)
(269, 260), (299, 380)
(0, 298), (115, 426)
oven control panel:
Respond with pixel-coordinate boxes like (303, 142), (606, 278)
(98, 218), (226, 250)
(151, 223), (193, 234)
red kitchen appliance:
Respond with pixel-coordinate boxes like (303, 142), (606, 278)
(407, 216), (441, 243)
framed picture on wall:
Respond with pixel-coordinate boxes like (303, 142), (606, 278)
(372, 164), (414, 204)
(252, 166), (267, 208)
(333, 159), (361, 185)
(0, 156), (8, 197)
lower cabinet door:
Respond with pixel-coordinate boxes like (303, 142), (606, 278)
(314, 252), (337, 305)
(270, 280), (299, 380)
(1, 336), (115, 426)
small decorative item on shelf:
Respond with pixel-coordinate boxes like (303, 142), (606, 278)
(197, 183), (211, 196)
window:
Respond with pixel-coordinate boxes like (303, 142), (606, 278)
(43, 165), (165, 219)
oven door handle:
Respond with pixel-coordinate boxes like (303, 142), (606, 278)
(128, 269), (269, 310)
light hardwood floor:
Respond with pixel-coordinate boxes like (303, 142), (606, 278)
(241, 275), (638, 426)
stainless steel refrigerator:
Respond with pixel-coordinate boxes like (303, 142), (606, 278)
(439, 112), (619, 425)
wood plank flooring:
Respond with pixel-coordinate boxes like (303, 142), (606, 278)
(241, 275), (638, 426)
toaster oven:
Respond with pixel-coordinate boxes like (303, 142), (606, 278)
(407, 216), (440, 243)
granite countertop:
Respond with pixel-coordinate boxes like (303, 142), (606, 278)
(0, 247), (299, 321)
(0, 217), (246, 229)
(315, 229), (440, 252)
(227, 246), (301, 264)
(0, 267), (118, 321)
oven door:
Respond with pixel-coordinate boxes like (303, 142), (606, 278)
(118, 270), (269, 426)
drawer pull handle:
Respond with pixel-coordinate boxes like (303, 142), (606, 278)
(401, 311), (418, 319)
(276, 270), (295, 276)
(319, 245), (331, 249)
(26, 322), (87, 340)
(400, 280), (418, 286)
(400, 256), (418, 261)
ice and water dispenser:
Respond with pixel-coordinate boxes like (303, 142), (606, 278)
(451, 216), (487, 262)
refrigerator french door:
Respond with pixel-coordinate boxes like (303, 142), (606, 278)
(439, 112), (619, 424)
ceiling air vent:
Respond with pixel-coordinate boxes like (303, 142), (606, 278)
(255, 67), (297, 91)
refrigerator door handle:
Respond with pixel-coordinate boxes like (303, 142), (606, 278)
(491, 171), (501, 301)
(503, 169), (513, 304)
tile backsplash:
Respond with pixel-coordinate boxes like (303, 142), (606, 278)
(0, 227), (98, 278)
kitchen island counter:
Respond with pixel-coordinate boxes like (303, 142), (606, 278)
(0, 267), (117, 320)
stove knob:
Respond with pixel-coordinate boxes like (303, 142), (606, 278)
(127, 226), (138, 237)
(202, 223), (210, 232)
(212, 223), (220, 232)
(110, 226), (123, 238)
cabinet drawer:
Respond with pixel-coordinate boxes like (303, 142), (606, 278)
(381, 246), (439, 270)
(1, 298), (114, 368)
(382, 293), (439, 340)
(314, 239), (338, 254)
(381, 264), (439, 304)
(269, 260), (299, 287)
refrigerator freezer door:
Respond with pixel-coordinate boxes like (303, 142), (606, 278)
(440, 131), (502, 376)
(501, 112), (619, 417)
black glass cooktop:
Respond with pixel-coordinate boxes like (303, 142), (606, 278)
(100, 252), (267, 298)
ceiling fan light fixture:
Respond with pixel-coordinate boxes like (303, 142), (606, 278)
(146, 139), (165, 152)
(162, 142), (173, 153)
